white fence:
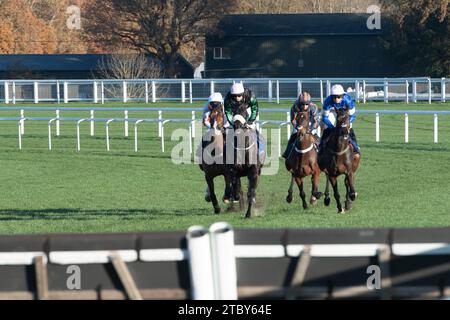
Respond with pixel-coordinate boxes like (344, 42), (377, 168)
(1, 77), (449, 104)
(1, 107), (450, 152)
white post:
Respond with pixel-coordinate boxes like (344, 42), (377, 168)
(4, 81), (9, 104)
(18, 122), (22, 150)
(124, 110), (129, 137)
(56, 109), (60, 136)
(210, 80), (214, 95)
(123, 81), (127, 103)
(209, 222), (237, 300)
(145, 81), (149, 103)
(101, 81), (105, 104)
(362, 80), (366, 103)
(320, 80), (324, 104)
(268, 80), (273, 103)
(404, 113), (409, 143)
(412, 80), (417, 103)
(106, 119), (114, 151)
(278, 128), (281, 158)
(13, 81), (16, 104)
(64, 81), (68, 103)
(93, 81), (98, 103)
(286, 111), (291, 140)
(134, 120), (144, 152)
(20, 109), (25, 135)
(428, 78), (432, 104)
(189, 81), (193, 103)
(56, 81), (60, 103)
(355, 80), (360, 102)
(34, 81), (39, 104)
(434, 114), (438, 144)
(158, 110), (162, 138)
(297, 80), (302, 98)
(90, 110), (94, 136)
(276, 80), (280, 104)
(77, 119), (86, 151)
(326, 80), (331, 97)
(189, 127), (193, 155)
(186, 226), (215, 300)
(161, 120), (170, 153)
(405, 80), (409, 104)
(375, 113), (380, 143)
(191, 111), (196, 138)
(441, 78), (446, 103)
(181, 80), (186, 103)
(152, 81), (156, 103)
(48, 120), (53, 150)
(384, 79), (388, 103)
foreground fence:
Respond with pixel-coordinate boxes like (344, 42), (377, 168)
(0, 223), (449, 300)
(1, 77), (449, 104)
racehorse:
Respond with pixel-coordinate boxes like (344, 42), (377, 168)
(226, 107), (265, 218)
(318, 108), (361, 213)
(285, 111), (322, 209)
(198, 103), (232, 214)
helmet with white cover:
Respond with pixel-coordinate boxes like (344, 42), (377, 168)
(230, 83), (245, 95)
(331, 84), (345, 96)
(208, 92), (223, 103)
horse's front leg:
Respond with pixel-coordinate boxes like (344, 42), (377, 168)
(329, 175), (344, 213)
(206, 175), (221, 214)
(294, 176), (308, 209)
(347, 171), (357, 201)
(344, 175), (352, 211)
(310, 165), (323, 205)
(286, 175), (294, 203)
(245, 167), (259, 218)
(324, 174), (331, 206)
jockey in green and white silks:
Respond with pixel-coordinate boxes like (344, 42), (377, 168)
(224, 83), (258, 130)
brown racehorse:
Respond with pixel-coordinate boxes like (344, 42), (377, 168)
(198, 103), (232, 214)
(285, 111), (322, 209)
(318, 108), (361, 213)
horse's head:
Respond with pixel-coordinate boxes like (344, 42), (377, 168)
(295, 110), (309, 139)
(232, 114), (247, 131)
(336, 108), (350, 139)
(209, 101), (224, 130)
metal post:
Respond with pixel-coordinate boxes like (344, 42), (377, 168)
(191, 111), (196, 138)
(375, 113), (380, 143)
(297, 80), (302, 98)
(18, 122), (22, 150)
(145, 81), (149, 103)
(161, 120), (171, 153)
(12, 81), (16, 104)
(182, 81), (186, 103)
(355, 80), (360, 102)
(412, 80), (417, 103)
(320, 80), (324, 104)
(64, 81), (68, 103)
(48, 119), (56, 150)
(158, 110), (162, 138)
(189, 81), (193, 103)
(278, 128), (281, 158)
(56, 81), (60, 103)
(384, 79), (388, 103)
(210, 80), (214, 95)
(405, 80), (409, 104)
(4, 81), (9, 104)
(428, 78), (432, 104)
(123, 81), (127, 103)
(93, 81), (98, 103)
(134, 120), (144, 152)
(20, 109), (25, 135)
(404, 113), (409, 143)
(77, 119), (86, 151)
(189, 127), (193, 155)
(276, 80), (280, 104)
(90, 110), (94, 136)
(326, 80), (331, 97)
(106, 119), (115, 151)
(434, 114), (438, 144)
(124, 110), (129, 137)
(363, 80), (366, 103)
(101, 81), (105, 104)
(441, 78), (446, 103)
(34, 81), (39, 104)
(56, 109), (60, 136)
(286, 111), (291, 140)
(152, 81), (156, 103)
(268, 80), (273, 103)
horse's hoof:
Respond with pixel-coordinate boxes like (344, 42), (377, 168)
(205, 195), (211, 202)
(338, 209), (346, 214)
(286, 195), (293, 203)
(324, 197), (331, 206)
(222, 197), (230, 204)
(214, 207), (221, 214)
(302, 203), (308, 210)
(350, 192), (357, 201)
(313, 192), (323, 199)
(245, 213), (251, 219)
(310, 197), (317, 206)
(345, 200), (352, 211)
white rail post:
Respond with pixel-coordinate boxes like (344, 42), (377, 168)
(441, 78), (446, 103)
(56, 109), (60, 136)
(4, 81), (9, 104)
(106, 119), (115, 151)
(278, 127), (282, 158)
(210, 80), (214, 95)
(158, 110), (162, 137)
(12, 81), (16, 104)
(186, 226), (215, 300)
(18, 121), (22, 150)
(384, 78), (388, 103)
(124, 110), (129, 137)
(76, 119), (86, 151)
(123, 81), (127, 103)
(412, 80), (417, 103)
(145, 81), (149, 103)
(320, 80), (324, 104)
(181, 80), (186, 103)
(355, 80), (360, 102)
(326, 80), (331, 97)
(428, 78), (432, 104)
(101, 81), (105, 104)
(161, 120), (170, 153)
(191, 111), (196, 138)
(20, 109), (25, 135)
(56, 80), (60, 103)
(404, 113), (409, 143)
(189, 126), (193, 155)
(286, 111), (291, 140)
(405, 80), (409, 104)
(363, 80), (366, 103)
(375, 113), (380, 143)
(151, 81), (156, 103)
(90, 110), (94, 136)
(34, 81), (39, 104)
(93, 81), (98, 103)
(434, 114), (438, 144)
(63, 81), (68, 103)
(209, 222), (237, 300)
(48, 118), (56, 150)
(268, 80), (273, 103)
(189, 81), (193, 103)
(134, 119), (144, 152)
(276, 80), (280, 104)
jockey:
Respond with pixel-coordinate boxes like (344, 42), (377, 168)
(202, 92), (229, 130)
(282, 92), (319, 159)
(319, 84), (360, 154)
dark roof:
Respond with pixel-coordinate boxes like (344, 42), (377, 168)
(0, 54), (192, 71)
(212, 13), (382, 36)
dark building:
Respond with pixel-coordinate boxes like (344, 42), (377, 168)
(205, 13), (396, 78)
(0, 54), (194, 79)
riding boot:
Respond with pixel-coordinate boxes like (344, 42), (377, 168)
(349, 128), (361, 154)
(282, 134), (297, 159)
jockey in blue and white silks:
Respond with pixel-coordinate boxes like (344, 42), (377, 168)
(319, 84), (360, 154)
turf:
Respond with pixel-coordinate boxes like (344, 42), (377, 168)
(0, 100), (449, 234)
